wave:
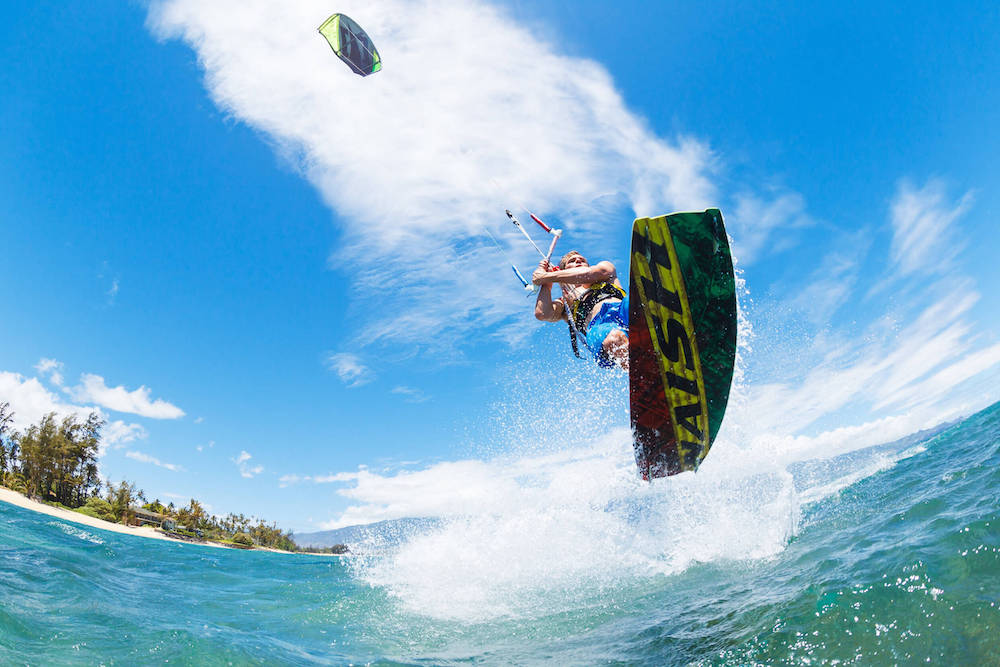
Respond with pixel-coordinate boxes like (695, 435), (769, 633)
(47, 521), (105, 545)
(342, 363), (977, 624)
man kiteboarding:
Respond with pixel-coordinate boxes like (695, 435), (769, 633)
(532, 251), (629, 370)
(511, 208), (736, 479)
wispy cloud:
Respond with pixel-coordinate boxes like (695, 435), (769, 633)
(106, 278), (120, 304)
(34, 358), (65, 386)
(392, 385), (430, 403)
(730, 189), (813, 265)
(98, 261), (120, 306)
(126, 450), (184, 472)
(325, 353), (374, 387)
(67, 373), (185, 419)
(313, 472), (356, 484)
(278, 471), (354, 487)
(233, 450), (264, 478)
(742, 287), (993, 437)
(885, 342), (1000, 412)
(890, 179), (973, 276)
(738, 177), (998, 439)
(147, 0), (716, 354)
(786, 233), (868, 324)
(278, 474), (302, 487)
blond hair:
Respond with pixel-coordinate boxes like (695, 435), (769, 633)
(559, 250), (583, 269)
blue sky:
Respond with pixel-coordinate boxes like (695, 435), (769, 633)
(2, 0), (998, 532)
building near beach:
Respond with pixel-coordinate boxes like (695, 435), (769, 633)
(130, 507), (176, 531)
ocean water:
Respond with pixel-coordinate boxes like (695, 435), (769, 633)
(1, 401), (999, 665)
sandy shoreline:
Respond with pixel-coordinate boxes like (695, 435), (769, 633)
(0, 487), (298, 553)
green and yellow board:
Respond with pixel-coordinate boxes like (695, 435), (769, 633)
(629, 209), (737, 479)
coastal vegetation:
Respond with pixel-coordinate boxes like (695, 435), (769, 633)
(0, 403), (347, 554)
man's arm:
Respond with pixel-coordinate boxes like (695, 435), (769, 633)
(534, 282), (565, 322)
(532, 260), (616, 286)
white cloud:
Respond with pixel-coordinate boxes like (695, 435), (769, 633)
(280, 467), (383, 487)
(146, 0), (716, 352)
(233, 450), (264, 478)
(0, 371), (93, 429)
(278, 474), (301, 487)
(890, 179), (972, 276)
(34, 359), (61, 374)
(325, 353), (374, 387)
(67, 373), (185, 419)
(313, 472), (356, 484)
(104, 420), (148, 445)
(34, 358), (65, 387)
(126, 450), (184, 472)
(0, 371), (155, 458)
(392, 385), (429, 403)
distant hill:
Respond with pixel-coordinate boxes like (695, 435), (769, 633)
(292, 517), (441, 549)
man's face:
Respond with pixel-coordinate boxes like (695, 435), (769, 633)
(563, 254), (589, 269)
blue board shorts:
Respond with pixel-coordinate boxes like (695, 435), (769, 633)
(585, 295), (629, 367)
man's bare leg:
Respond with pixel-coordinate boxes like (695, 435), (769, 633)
(603, 329), (629, 372)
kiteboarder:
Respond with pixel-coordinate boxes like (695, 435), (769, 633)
(532, 251), (629, 370)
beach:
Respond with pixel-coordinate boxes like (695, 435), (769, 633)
(0, 487), (342, 557)
(0, 486), (229, 549)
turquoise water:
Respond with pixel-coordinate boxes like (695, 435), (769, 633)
(2, 402), (999, 665)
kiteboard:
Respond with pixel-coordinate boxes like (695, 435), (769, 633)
(629, 209), (737, 480)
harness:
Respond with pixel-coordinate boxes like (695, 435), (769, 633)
(566, 282), (627, 358)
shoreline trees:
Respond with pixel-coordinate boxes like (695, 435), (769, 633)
(0, 404), (320, 553)
(18, 412), (103, 507)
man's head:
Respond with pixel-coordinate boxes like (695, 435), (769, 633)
(559, 250), (588, 269)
